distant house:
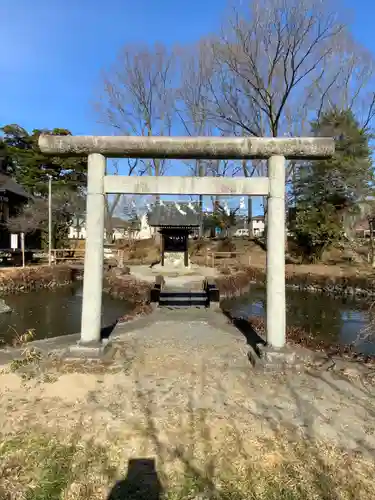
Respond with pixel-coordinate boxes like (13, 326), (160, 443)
(235, 215), (265, 236)
(252, 215), (265, 236)
(68, 216), (128, 241)
(0, 173), (41, 250)
(68, 214), (154, 241)
(68, 215), (86, 239)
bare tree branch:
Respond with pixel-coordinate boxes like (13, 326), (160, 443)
(97, 43), (176, 178)
(198, 0), (374, 172)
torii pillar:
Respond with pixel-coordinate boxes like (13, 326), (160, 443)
(39, 135), (334, 357)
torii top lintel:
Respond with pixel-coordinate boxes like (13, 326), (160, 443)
(38, 135), (334, 160)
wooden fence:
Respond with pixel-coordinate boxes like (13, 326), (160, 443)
(49, 248), (249, 268)
(50, 247), (122, 264)
(205, 251), (251, 268)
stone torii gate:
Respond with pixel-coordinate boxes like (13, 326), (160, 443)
(39, 135), (334, 353)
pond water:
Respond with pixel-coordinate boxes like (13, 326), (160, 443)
(224, 286), (375, 355)
(1, 283), (373, 355)
(0, 283), (131, 347)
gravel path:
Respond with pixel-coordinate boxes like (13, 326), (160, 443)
(107, 309), (375, 456)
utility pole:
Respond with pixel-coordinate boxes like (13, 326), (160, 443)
(48, 175), (52, 266)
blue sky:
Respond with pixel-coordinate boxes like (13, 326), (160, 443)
(1, 0), (374, 215)
(0, 0), (226, 133)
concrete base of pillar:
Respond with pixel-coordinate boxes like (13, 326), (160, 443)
(248, 343), (315, 372)
(63, 339), (114, 361)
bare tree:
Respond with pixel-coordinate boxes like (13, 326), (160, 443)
(98, 43), (176, 178)
(113, 194), (152, 244)
(177, 42), (219, 235)
(176, 42), (214, 172)
(200, 0), (374, 163)
(97, 44), (175, 238)
(314, 44), (375, 133)
(190, 0), (374, 235)
(103, 159), (139, 243)
(7, 190), (85, 247)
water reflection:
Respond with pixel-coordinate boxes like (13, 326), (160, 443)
(0, 283), (131, 346)
(225, 286), (375, 355)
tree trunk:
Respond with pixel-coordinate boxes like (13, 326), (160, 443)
(370, 219), (375, 267)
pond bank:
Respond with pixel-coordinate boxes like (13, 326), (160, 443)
(0, 265), (79, 293)
(103, 268), (153, 320)
(215, 265), (375, 299)
(229, 313), (375, 364)
(216, 267), (375, 363)
(222, 288), (375, 363)
(2, 263), (373, 300)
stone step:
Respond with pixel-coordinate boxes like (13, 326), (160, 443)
(159, 289), (208, 308)
(159, 298), (208, 307)
(161, 305), (207, 310)
(160, 291), (206, 298)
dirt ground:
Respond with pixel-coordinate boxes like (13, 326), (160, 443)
(1, 309), (375, 499)
(115, 237), (374, 280)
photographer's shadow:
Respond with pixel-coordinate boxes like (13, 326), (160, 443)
(107, 458), (162, 500)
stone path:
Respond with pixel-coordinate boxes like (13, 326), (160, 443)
(1, 308), (375, 464)
(129, 264), (218, 288)
(109, 309), (375, 457)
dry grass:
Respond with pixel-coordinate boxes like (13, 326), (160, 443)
(1, 339), (375, 499)
(0, 431), (116, 500)
(214, 264), (375, 298)
(0, 416), (373, 500)
(0, 265), (76, 293)
(103, 269), (152, 304)
(110, 236), (372, 279)
(243, 315), (375, 364)
(117, 238), (161, 264)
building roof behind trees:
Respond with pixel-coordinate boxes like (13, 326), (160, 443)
(0, 174), (31, 199)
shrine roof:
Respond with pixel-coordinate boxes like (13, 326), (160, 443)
(147, 201), (200, 227)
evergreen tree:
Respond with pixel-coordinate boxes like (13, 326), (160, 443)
(0, 124), (87, 248)
(291, 109), (373, 261)
(0, 124), (87, 196)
